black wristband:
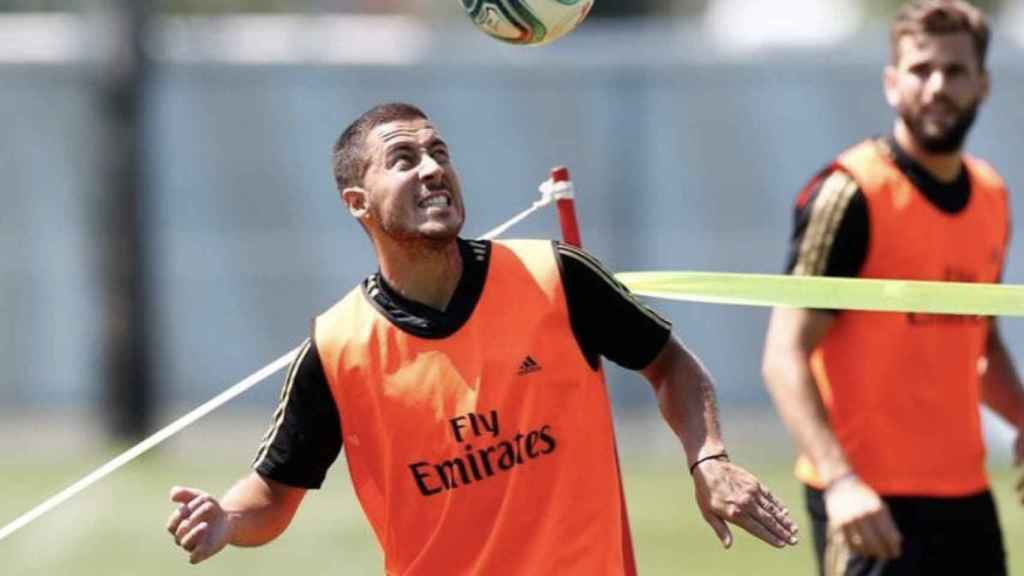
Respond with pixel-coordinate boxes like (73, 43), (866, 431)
(689, 451), (729, 475)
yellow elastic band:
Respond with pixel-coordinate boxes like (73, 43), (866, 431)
(616, 271), (1024, 316)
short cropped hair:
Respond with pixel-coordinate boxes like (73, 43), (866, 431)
(890, 0), (990, 68)
(332, 102), (429, 191)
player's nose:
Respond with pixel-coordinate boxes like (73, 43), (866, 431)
(419, 153), (444, 183)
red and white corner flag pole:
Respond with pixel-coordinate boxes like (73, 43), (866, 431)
(550, 166), (582, 248)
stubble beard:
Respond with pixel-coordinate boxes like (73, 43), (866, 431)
(371, 203), (464, 253)
(899, 98), (980, 154)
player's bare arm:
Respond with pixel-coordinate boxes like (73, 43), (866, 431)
(642, 335), (799, 549)
(762, 309), (847, 482)
(166, 472), (306, 564)
(979, 321), (1024, 503)
(762, 307), (902, 559)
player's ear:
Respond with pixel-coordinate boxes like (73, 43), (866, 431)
(883, 65), (900, 108)
(342, 187), (370, 220)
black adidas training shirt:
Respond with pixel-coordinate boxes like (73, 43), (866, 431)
(253, 239), (672, 489)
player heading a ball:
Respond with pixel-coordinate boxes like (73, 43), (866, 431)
(461, 0), (594, 46)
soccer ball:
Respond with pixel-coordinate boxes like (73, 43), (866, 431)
(461, 0), (594, 46)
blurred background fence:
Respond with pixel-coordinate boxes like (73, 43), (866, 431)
(3, 1), (1023, 422)
(3, 2), (1024, 574)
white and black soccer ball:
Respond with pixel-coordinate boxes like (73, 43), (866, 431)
(461, 0), (594, 46)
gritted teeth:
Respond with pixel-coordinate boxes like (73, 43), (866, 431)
(419, 194), (451, 208)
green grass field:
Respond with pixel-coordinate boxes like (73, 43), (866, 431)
(1, 415), (1020, 575)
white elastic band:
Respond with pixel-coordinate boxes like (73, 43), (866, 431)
(0, 189), (558, 544)
(538, 178), (574, 201)
(478, 178), (560, 239)
(0, 346), (301, 543)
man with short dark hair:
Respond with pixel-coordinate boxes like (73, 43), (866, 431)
(762, 1), (1024, 575)
(166, 102), (799, 573)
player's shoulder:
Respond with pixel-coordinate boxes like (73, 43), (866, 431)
(493, 238), (552, 254)
(964, 153), (1009, 192)
(493, 238), (612, 275)
(316, 281), (374, 331)
(553, 241), (612, 274)
(818, 168), (860, 195)
(803, 167), (863, 213)
(461, 237), (491, 255)
(490, 238), (562, 271)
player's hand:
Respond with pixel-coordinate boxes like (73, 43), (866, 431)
(166, 486), (234, 564)
(823, 474), (902, 559)
(692, 458), (800, 549)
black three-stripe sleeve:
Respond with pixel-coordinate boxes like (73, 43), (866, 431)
(786, 168), (869, 280)
(252, 338), (342, 489)
(555, 242), (672, 371)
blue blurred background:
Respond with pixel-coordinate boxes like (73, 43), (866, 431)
(3, 1), (1024, 573)
(3, 0), (1022, 425)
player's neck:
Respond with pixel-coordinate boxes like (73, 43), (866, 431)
(892, 122), (964, 184)
(376, 238), (463, 311)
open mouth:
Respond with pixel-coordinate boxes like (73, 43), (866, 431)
(419, 194), (452, 209)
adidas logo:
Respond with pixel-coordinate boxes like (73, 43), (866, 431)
(517, 355), (542, 376)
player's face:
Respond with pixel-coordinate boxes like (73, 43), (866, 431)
(359, 118), (465, 243)
(885, 32), (989, 153)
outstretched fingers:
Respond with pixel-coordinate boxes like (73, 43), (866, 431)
(696, 464), (800, 549)
(727, 493), (797, 548)
(701, 509), (734, 549)
(755, 489), (799, 544)
(760, 486), (792, 522)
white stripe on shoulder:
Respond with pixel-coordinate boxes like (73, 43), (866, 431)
(252, 338), (312, 469)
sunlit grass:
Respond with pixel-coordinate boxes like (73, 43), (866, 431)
(1, 447), (1019, 575)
